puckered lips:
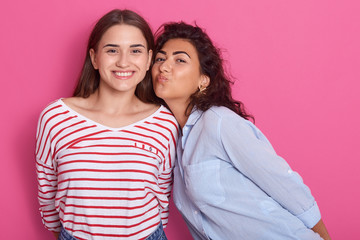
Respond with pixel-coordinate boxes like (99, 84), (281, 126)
(156, 74), (168, 84)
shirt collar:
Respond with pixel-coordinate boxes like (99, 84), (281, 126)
(184, 108), (203, 128)
(180, 108), (204, 149)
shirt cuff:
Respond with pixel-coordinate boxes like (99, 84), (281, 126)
(296, 201), (321, 228)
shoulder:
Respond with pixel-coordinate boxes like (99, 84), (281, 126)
(156, 106), (177, 122)
(200, 106), (248, 127)
(61, 96), (89, 112)
(36, 99), (67, 138)
(152, 105), (179, 132)
(37, 98), (77, 130)
(204, 106), (239, 119)
(202, 106), (262, 138)
(38, 99), (65, 119)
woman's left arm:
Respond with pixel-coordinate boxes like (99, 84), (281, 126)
(312, 219), (331, 240)
(219, 110), (325, 229)
(158, 117), (179, 228)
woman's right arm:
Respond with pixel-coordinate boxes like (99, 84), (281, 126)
(36, 158), (61, 233)
(35, 104), (61, 233)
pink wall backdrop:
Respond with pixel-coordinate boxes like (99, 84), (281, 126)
(1, 0), (359, 239)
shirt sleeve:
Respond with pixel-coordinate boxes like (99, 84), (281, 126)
(35, 108), (61, 232)
(219, 112), (321, 228)
(158, 120), (178, 228)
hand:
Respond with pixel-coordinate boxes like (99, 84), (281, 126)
(312, 219), (331, 240)
(53, 232), (60, 239)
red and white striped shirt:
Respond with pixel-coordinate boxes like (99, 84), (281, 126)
(36, 99), (179, 240)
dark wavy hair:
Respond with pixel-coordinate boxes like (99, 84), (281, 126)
(154, 22), (253, 121)
(73, 9), (157, 103)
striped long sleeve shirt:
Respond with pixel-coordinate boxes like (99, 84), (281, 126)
(36, 99), (179, 240)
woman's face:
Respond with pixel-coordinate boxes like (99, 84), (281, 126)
(152, 38), (207, 106)
(90, 24), (152, 94)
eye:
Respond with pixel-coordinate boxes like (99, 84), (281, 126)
(155, 57), (165, 63)
(131, 49), (143, 54)
(106, 49), (118, 54)
(176, 58), (187, 63)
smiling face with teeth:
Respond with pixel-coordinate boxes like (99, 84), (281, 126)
(89, 24), (152, 95)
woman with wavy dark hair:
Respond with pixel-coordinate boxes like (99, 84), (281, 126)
(152, 22), (330, 240)
(36, 9), (178, 240)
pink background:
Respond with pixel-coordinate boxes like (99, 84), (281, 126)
(1, 0), (359, 239)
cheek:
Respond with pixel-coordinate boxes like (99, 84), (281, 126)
(185, 82), (199, 95)
(97, 56), (113, 68)
(177, 71), (200, 90)
(136, 58), (150, 72)
(151, 64), (159, 77)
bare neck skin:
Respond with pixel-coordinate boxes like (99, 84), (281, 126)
(63, 85), (157, 128)
(165, 99), (192, 130)
(88, 84), (143, 115)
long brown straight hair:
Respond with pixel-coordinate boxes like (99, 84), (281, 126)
(73, 9), (158, 103)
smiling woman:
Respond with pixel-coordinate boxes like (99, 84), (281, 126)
(88, 24), (152, 96)
(35, 9), (178, 240)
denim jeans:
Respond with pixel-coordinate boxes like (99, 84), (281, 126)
(58, 225), (77, 240)
(145, 223), (167, 240)
(58, 223), (167, 240)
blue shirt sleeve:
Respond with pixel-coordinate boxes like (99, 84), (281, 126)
(218, 110), (321, 228)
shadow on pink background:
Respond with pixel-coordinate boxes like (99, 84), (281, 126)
(1, 0), (359, 239)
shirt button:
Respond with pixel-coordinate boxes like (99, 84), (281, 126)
(194, 210), (198, 214)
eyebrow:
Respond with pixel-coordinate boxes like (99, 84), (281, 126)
(158, 50), (191, 58)
(103, 44), (146, 48)
(130, 44), (146, 48)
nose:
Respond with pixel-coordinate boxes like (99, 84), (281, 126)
(159, 59), (171, 73)
(116, 51), (129, 68)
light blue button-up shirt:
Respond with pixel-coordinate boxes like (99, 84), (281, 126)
(173, 106), (322, 240)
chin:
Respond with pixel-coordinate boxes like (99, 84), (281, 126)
(154, 88), (165, 98)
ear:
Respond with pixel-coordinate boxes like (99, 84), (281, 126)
(199, 74), (210, 90)
(146, 49), (153, 71)
(89, 48), (98, 69)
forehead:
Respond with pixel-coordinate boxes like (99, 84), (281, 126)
(100, 24), (147, 45)
(161, 38), (199, 56)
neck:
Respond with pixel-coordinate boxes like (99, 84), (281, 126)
(89, 86), (141, 115)
(166, 100), (192, 130)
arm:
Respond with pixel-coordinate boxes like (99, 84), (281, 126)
(36, 107), (61, 232)
(53, 232), (60, 239)
(219, 110), (322, 228)
(158, 165), (173, 228)
(36, 158), (61, 232)
(312, 219), (331, 240)
(158, 115), (178, 227)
